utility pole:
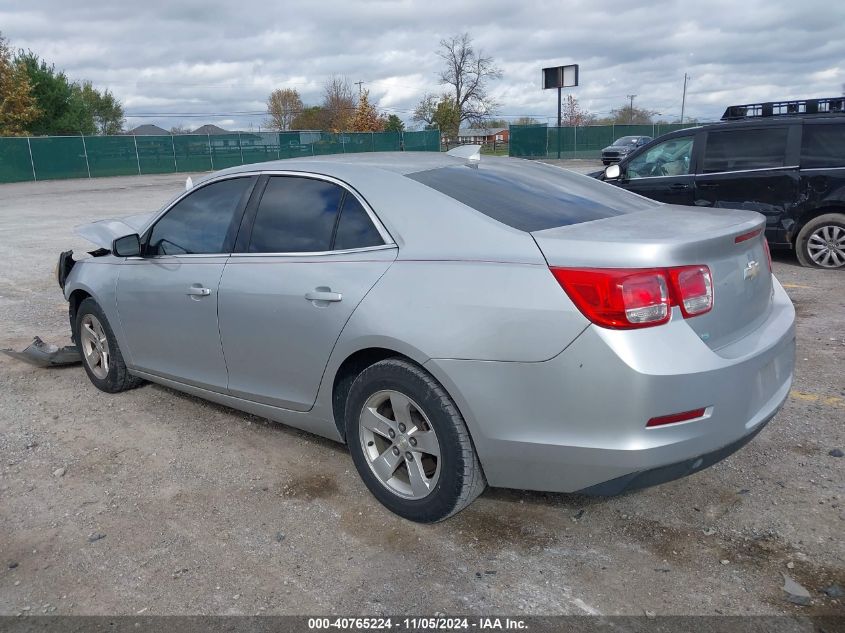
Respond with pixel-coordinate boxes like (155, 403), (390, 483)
(627, 94), (636, 123)
(354, 80), (366, 97)
(680, 73), (689, 124)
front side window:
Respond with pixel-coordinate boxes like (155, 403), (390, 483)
(248, 176), (343, 253)
(147, 177), (253, 255)
(801, 123), (845, 169)
(702, 127), (788, 173)
(627, 137), (694, 179)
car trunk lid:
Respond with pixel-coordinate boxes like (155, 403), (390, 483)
(531, 206), (773, 351)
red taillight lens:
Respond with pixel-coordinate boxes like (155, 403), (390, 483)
(669, 265), (713, 317)
(550, 268), (671, 329)
(551, 265), (713, 329)
(763, 238), (772, 272)
(734, 227), (763, 244)
(646, 407), (707, 428)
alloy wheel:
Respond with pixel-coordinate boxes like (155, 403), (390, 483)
(79, 313), (109, 380)
(358, 390), (441, 499)
(807, 224), (845, 268)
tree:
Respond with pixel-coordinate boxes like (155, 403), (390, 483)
(0, 33), (39, 136)
(513, 116), (541, 125)
(483, 118), (508, 128)
(561, 94), (589, 127)
(597, 103), (656, 125)
(16, 51), (94, 135)
(384, 114), (404, 133)
(169, 124), (190, 134)
(436, 33), (502, 131)
(265, 87), (302, 131)
(80, 81), (124, 134)
(432, 98), (460, 138)
(291, 105), (328, 130)
(412, 93), (438, 127)
(349, 90), (384, 132)
(322, 76), (355, 132)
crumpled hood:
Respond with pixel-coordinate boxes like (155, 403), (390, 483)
(73, 212), (155, 250)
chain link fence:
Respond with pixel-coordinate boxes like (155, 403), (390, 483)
(509, 123), (705, 159)
(0, 130), (441, 184)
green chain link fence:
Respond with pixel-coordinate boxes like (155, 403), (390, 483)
(0, 129), (441, 184)
(509, 123), (705, 159)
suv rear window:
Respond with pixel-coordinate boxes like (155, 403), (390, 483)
(801, 123), (845, 169)
(702, 127), (788, 173)
(406, 161), (655, 232)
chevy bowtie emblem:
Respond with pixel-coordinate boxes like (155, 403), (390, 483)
(743, 260), (760, 280)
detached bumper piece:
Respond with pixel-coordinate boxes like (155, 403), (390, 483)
(2, 336), (81, 367)
(577, 416), (772, 496)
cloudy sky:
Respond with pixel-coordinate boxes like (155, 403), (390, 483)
(2, 0), (844, 131)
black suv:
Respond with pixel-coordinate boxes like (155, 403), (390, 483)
(593, 98), (845, 268)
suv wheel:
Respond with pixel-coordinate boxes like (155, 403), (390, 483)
(345, 358), (486, 522)
(795, 213), (845, 269)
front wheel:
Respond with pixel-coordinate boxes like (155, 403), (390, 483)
(795, 213), (845, 269)
(345, 358), (486, 522)
(75, 298), (144, 393)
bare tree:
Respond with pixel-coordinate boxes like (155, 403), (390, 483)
(561, 94), (589, 127)
(322, 76), (356, 132)
(265, 88), (303, 131)
(169, 124), (190, 135)
(436, 33), (502, 134)
(412, 93), (439, 126)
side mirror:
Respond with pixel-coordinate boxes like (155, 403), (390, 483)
(604, 164), (621, 180)
(112, 233), (141, 257)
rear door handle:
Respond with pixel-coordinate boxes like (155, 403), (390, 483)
(697, 182), (718, 189)
(305, 290), (342, 302)
(186, 286), (211, 296)
(669, 183), (689, 190)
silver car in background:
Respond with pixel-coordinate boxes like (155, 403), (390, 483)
(58, 149), (795, 522)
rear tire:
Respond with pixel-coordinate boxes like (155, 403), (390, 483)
(345, 358), (486, 522)
(75, 298), (144, 393)
(795, 213), (845, 269)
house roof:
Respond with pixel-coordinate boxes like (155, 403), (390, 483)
(191, 124), (230, 135)
(458, 127), (508, 137)
(127, 124), (169, 136)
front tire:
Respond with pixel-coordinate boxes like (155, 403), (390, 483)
(75, 298), (144, 393)
(345, 358), (486, 522)
(795, 213), (845, 269)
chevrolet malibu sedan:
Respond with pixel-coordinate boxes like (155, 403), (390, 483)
(58, 149), (795, 522)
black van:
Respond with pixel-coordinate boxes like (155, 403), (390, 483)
(593, 98), (845, 268)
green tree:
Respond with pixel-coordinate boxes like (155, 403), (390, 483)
(384, 113), (404, 133)
(80, 81), (124, 134)
(483, 118), (508, 128)
(15, 52), (94, 135)
(291, 105), (328, 130)
(0, 33), (39, 136)
(432, 98), (460, 138)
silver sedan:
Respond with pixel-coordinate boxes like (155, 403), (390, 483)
(59, 149), (796, 522)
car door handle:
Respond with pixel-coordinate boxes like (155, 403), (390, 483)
(669, 183), (689, 190)
(697, 182), (718, 189)
(186, 286), (211, 296)
(305, 290), (342, 302)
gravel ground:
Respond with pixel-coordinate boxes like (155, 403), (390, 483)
(0, 169), (843, 617)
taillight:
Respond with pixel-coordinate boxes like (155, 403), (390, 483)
(551, 265), (713, 330)
(669, 265), (713, 317)
(763, 238), (772, 272)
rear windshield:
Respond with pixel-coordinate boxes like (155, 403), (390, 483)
(406, 160), (656, 232)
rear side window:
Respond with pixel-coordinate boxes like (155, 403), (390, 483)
(148, 177), (252, 255)
(801, 123), (845, 168)
(406, 161), (655, 232)
(702, 127), (788, 173)
(249, 176), (343, 253)
(334, 196), (384, 250)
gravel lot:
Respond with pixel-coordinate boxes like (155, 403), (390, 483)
(0, 167), (843, 617)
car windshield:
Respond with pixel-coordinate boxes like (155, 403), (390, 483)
(613, 136), (640, 146)
(406, 160), (656, 232)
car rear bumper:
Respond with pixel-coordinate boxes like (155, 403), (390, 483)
(425, 277), (795, 493)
